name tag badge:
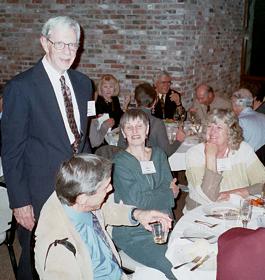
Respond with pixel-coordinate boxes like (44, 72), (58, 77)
(87, 101), (96, 116)
(140, 161), (156, 174)
(217, 158), (232, 172)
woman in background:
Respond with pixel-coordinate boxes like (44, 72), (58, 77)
(185, 108), (265, 210)
(95, 74), (130, 128)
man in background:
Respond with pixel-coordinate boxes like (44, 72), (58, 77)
(190, 84), (231, 121)
(231, 88), (265, 152)
(153, 70), (186, 120)
(2, 16), (92, 279)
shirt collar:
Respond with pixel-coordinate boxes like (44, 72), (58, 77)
(63, 204), (93, 225)
(42, 56), (67, 80)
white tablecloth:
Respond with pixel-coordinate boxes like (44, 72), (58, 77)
(168, 138), (198, 171)
(166, 198), (263, 280)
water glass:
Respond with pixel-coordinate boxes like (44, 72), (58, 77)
(240, 199), (252, 228)
(151, 222), (168, 244)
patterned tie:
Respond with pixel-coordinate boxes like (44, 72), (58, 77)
(92, 213), (119, 266)
(160, 94), (165, 118)
(60, 76), (81, 153)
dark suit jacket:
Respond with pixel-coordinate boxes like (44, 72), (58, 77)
(1, 60), (92, 215)
(153, 91), (176, 119)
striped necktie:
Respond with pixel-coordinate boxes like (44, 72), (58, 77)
(92, 213), (119, 266)
(60, 76), (81, 153)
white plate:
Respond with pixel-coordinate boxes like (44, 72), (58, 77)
(203, 202), (239, 220)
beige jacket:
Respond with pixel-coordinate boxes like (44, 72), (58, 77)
(35, 192), (135, 280)
(192, 95), (231, 121)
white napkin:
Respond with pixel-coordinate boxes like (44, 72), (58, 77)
(97, 113), (110, 129)
(166, 238), (217, 280)
(166, 238), (217, 268)
(132, 266), (168, 280)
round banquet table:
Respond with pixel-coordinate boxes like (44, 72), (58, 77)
(165, 197), (264, 280)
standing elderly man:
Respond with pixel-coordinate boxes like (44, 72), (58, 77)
(231, 88), (265, 152)
(35, 153), (172, 279)
(153, 70), (186, 120)
(190, 84), (231, 121)
(2, 16), (92, 279)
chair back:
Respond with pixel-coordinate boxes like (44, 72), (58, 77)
(256, 144), (265, 166)
(0, 186), (12, 243)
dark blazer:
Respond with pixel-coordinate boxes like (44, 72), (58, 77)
(1, 60), (92, 215)
(95, 95), (123, 128)
(153, 89), (182, 119)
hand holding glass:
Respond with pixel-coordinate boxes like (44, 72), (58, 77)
(151, 222), (169, 244)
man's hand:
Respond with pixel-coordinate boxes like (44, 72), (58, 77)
(13, 205), (35, 231)
(189, 107), (197, 113)
(169, 91), (181, 105)
(133, 209), (172, 232)
(176, 128), (186, 142)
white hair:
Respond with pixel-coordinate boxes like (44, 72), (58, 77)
(232, 88), (253, 108)
(41, 16), (80, 42)
(153, 70), (171, 84)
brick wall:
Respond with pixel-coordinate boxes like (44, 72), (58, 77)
(0, 0), (244, 107)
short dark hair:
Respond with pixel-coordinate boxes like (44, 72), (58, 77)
(55, 154), (112, 206)
(135, 83), (156, 108)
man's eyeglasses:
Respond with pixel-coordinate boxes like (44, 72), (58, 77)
(46, 38), (79, 51)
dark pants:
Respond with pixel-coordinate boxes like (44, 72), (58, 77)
(17, 225), (39, 280)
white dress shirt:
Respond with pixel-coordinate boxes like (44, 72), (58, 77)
(42, 56), (81, 145)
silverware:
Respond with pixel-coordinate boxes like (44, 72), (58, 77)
(204, 214), (223, 219)
(174, 256), (201, 269)
(180, 235), (215, 241)
(194, 220), (218, 228)
(190, 254), (210, 271)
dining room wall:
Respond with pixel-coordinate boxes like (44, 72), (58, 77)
(0, 0), (244, 107)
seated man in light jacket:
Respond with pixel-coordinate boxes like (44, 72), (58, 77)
(34, 153), (171, 280)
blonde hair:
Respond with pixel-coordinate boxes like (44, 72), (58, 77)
(203, 108), (243, 150)
(97, 74), (120, 97)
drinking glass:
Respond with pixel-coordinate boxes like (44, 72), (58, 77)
(151, 222), (169, 244)
(239, 199), (252, 228)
